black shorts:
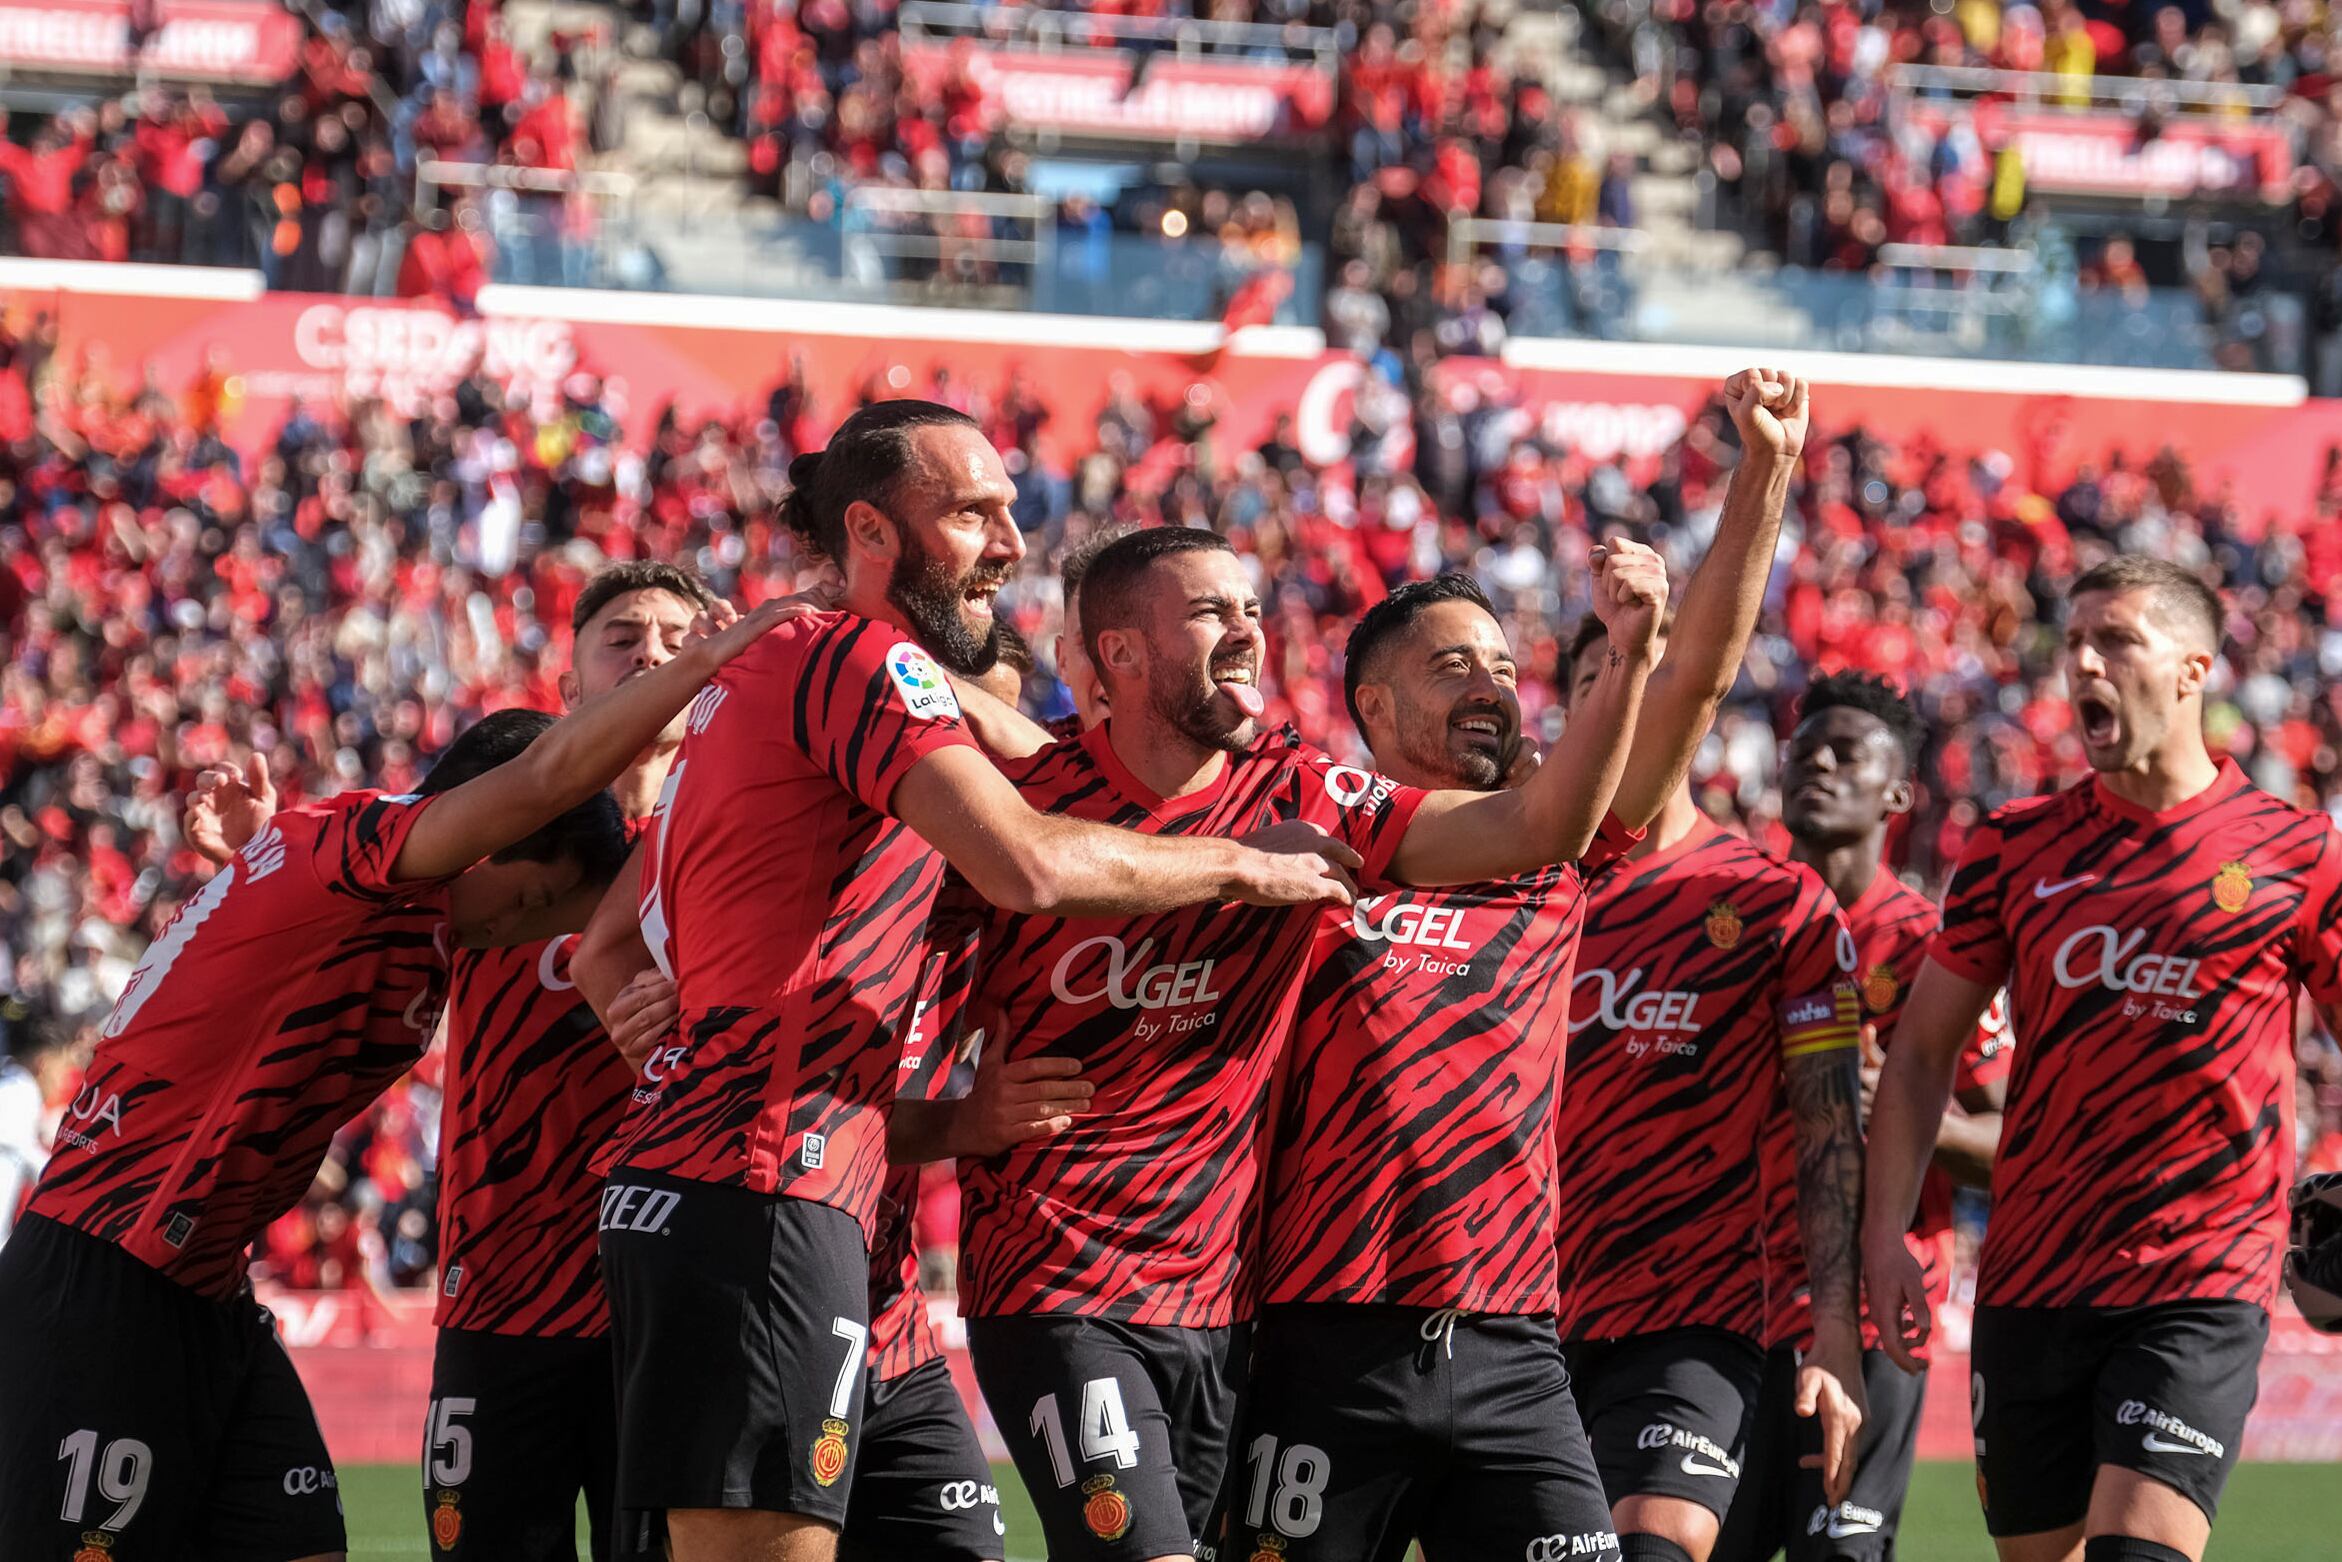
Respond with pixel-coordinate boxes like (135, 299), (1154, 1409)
(1230, 1304), (1616, 1562)
(600, 1173), (871, 1545)
(841, 1357), (1003, 1562)
(1562, 1325), (1766, 1520)
(967, 1313), (1245, 1562)
(1970, 1299), (2266, 1538)
(1714, 1345), (1927, 1562)
(0, 1213), (346, 1560)
(425, 1326), (620, 1561)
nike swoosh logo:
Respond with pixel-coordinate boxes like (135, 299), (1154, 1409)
(2142, 1433), (2209, 1455)
(1827, 1519), (1882, 1538)
(1680, 1454), (1734, 1479)
(2034, 874), (2098, 899)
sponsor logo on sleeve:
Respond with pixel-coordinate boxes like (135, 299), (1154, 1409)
(887, 643), (961, 722)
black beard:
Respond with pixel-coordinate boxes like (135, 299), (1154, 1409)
(888, 530), (1003, 677)
(1150, 666), (1252, 755)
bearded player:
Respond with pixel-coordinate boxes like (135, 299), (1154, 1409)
(0, 599), (789, 1562)
(1865, 555), (2342, 1562)
(897, 522), (1667, 1562)
(1554, 617), (1868, 1562)
(1717, 672), (2008, 1562)
(571, 402), (1363, 1562)
(1232, 367), (1808, 1562)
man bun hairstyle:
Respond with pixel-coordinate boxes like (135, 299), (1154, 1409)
(2068, 554), (2224, 655)
(1797, 669), (1924, 770)
(778, 399), (981, 563)
(417, 708), (629, 885)
(1077, 526), (1235, 671)
(1343, 574), (1497, 732)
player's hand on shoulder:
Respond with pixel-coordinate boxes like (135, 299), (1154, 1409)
(685, 580), (835, 667)
(607, 971), (680, 1071)
(1588, 537), (1668, 662)
(964, 1053), (1095, 1156)
(1235, 821), (1363, 908)
(184, 751), (276, 867)
(1721, 365), (1810, 462)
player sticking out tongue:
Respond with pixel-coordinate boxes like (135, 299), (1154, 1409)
(1217, 660), (1265, 721)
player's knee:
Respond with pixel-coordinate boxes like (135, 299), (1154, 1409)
(2081, 1539), (2195, 1562)
(1618, 1535), (1699, 1562)
(1614, 1494), (1719, 1559)
(667, 1506), (840, 1562)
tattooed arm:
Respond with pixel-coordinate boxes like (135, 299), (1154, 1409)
(1786, 1040), (1869, 1506)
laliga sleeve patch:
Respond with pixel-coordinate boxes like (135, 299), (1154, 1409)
(886, 642), (962, 722)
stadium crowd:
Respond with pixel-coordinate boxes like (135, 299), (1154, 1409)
(2, 339), (2342, 1278)
(5, 0), (2342, 360)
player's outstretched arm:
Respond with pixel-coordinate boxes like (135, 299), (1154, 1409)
(1606, 369), (1804, 831)
(891, 746), (1362, 916)
(1786, 1033), (1869, 1505)
(951, 676), (1057, 761)
(1862, 956), (1996, 1373)
(390, 598), (796, 885)
(1389, 541), (1664, 886)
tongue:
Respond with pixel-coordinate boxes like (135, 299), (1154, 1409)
(1219, 679), (1264, 719)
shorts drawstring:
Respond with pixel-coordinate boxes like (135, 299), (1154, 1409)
(1416, 1307), (1466, 1368)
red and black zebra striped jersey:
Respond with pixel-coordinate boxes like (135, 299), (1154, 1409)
(433, 816), (652, 1337)
(28, 791), (449, 1299)
(1257, 814), (1640, 1313)
(1757, 869), (2011, 1350)
(1928, 759), (2342, 1311)
(954, 724), (1425, 1327)
(867, 932), (973, 1381)
(1554, 818), (1859, 1342)
(601, 612), (979, 1238)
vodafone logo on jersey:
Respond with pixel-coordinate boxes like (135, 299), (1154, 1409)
(1351, 895), (1476, 978)
(1050, 935), (1223, 1043)
(1571, 967), (1703, 1057)
(2051, 925), (2207, 1022)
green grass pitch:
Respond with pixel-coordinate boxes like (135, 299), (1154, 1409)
(336, 1461), (2336, 1560)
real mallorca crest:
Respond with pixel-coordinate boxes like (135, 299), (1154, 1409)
(1862, 962), (1900, 1015)
(431, 1489), (462, 1551)
(2213, 861), (2253, 914)
(811, 1418), (851, 1486)
(1705, 900), (1744, 951)
(1081, 1474), (1132, 1542)
(1249, 1536), (1289, 1562)
(73, 1532), (113, 1562)
(886, 642), (961, 722)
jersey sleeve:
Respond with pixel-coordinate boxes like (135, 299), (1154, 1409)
(900, 893), (984, 1106)
(1581, 811), (1644, 873)
(302, 790), (438, 901)
(1292, 750), (1429, 884)
(1955, 987), (2015, 1094)
(1927, 815), (2013, 988)
(2290, 827), (2342, 1007)
(800, 625), (982, 817)
(1778, 870), (1862, 1059)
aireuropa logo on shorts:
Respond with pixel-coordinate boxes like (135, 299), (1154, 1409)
(1525, 1531), (1620, 1560)
(1635, 1421), (1740, 1480)
(939, 1480), (997, 1513)
(1808, 1502), (1883, 1539)
(2116, 1399), (2225, 1458)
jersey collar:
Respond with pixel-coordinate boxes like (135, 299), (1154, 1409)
(1081, 720), (1231, 824)
(2087, 755), (2246, 827)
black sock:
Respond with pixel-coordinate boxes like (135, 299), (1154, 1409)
(2082, 1538), (2194, 1562)
(1618, 1536), (1698, 1562)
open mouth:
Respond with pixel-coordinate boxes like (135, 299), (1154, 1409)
(1451, 711), (1509, 750)
(1212, 661), (1264, 719)
(2076, 690), (2121, 747)
(961, 581), (1001, 620)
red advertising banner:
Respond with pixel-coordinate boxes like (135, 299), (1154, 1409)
(902, 41), (1333, 142)
(0, 0), (303, 85)
(1903, 101), (2295, 202)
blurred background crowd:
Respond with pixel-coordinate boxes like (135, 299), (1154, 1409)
(6, 0), (2342, 369)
